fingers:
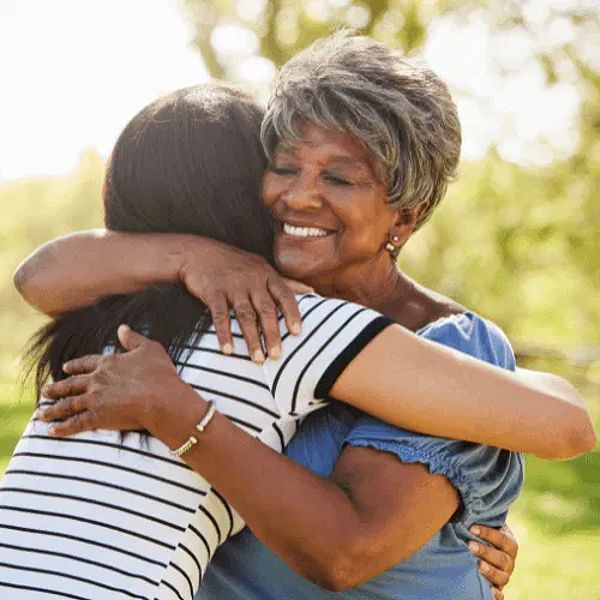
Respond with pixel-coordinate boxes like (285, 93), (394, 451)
(267, 277), (302, 336)
(471, 525), (518, 559)
(250, 289), (282, 360)
(469, 525), (517, 590)
(476, 559), (510, 589)
(206, 292), (233, 355)
(492, 587), (504, 600)
(231, 294), (264, 364)
(500, 523), (518, 553)
(42, 375), (91, 399)
(38, 394), (89, 422)
(62, 354), (103, 375)
(206, 274), (303, 362)
(468, 540), (513, 584)
(117, 324), (146, 351)
(47, 410), (97, 437)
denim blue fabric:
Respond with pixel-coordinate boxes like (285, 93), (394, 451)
(198, 313), (524, 600)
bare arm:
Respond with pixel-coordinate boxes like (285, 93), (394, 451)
(42, 321), (595, 466)
(331, 325), (596, 459)
(14, 229), (190, 315)
(14, 229), (309, 361)
(182, 427), (460, 591)
(15, 231), (591, 419)
(41, 327), (523, 592)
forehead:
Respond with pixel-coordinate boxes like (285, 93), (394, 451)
(276, 121), (378, 170)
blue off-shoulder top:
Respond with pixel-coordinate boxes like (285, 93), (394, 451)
(198, 312), (525, 600)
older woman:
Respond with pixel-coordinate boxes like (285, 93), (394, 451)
(17, 34), (594, 600)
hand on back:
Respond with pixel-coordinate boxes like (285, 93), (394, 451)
(181, 240), (312, 362)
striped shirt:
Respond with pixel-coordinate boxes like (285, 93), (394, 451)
(0, 294), (391, 599)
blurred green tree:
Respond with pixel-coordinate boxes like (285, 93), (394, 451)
(183, 0), (599, 347)
(0, 3), (598, 597)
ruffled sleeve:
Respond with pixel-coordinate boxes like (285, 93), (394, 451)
(344, 313), (524, 529)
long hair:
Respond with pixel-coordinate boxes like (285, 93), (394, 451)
(27, 84), (273, 400)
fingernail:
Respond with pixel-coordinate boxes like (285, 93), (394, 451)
(41, 385), (50, 394)
(290, 322), (301, 336)
(468, 541), (479, 554)
(479, 562), (489, 573)
(470, 526), (481, 536)
(252, 349), (265, 364)
(48, 425), (57, 436)
(222, 343), (233, 355)
(62, 362), (70, 372)
(269, 346), (281, 360)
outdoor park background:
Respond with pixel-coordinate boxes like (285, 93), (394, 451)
(0, 1), (598, 597)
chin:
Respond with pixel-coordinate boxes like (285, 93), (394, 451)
(274, 257), (314, 281)
(274, 251), (327, 284)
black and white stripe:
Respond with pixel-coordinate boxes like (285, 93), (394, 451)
(0, 294), (390, 598)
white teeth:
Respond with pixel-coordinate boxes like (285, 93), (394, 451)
(283, 223), (330, 238)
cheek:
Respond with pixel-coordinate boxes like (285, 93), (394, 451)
(261, 173), (284, 208)
(337, 200), (391, 252)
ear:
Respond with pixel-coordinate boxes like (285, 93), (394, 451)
(389, 202), (427, 247)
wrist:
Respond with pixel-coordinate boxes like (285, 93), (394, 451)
(146, 380), (209, 449)
(177, 235), (213, 284)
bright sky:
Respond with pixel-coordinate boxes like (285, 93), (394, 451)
(0, 0), (582, 183)
(0, 0), (208, 182)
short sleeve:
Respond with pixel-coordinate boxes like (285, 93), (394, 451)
(345, 312), (524, 529)
(261, 294), (392, 417)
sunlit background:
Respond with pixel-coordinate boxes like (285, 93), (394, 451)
(1, 1), (599, 598)
(0, 0), (593, 182)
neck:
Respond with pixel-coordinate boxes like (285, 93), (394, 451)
(306, 255), (412, 313)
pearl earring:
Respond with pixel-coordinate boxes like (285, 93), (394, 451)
(385, 235), (401, 258)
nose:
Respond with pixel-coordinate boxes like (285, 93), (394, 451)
(282, 174), (322, 210)
(283, 193), (322, 211)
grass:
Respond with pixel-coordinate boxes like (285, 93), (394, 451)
(1, 379), (598, 599)
(0, 381), (33, 473)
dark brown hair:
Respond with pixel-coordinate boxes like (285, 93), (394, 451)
(28, 84), (273, 398)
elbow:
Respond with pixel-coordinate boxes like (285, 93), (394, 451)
(13, 258), (60, 316)
(543, 406), (597, 460)
(309, 561), (360, 593)
(302, 541), (376, 592)
(562, 412), (597, 459)
(13, 262), (42, 311)
(314, 564), (358, 593)
(535, 376), (597, 460)
(13, 262), (29, 297)
(13, 260), (40, 306)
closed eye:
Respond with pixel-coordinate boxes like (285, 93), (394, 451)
(324, 174), (353, 186)
(269, 165), (298, 176)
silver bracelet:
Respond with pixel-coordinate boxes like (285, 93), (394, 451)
(170, 401), (217, 458)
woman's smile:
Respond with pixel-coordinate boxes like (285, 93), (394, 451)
(280, 221), (336, 239)
(262, 121), (395, 285)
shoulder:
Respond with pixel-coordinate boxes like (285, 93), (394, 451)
(261, 294), (392, 413)
(418, 311), (516, 371)
(289, 293), (393, 356)
(293, 292), (375, 318)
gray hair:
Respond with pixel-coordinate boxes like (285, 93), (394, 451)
(261, 32), (461, 228)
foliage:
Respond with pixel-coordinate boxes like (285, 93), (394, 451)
(0, 1), (598, 598)
(182, 0), (597, 82)
(181, 0), (600, 349)
(0, 150), (104, 383)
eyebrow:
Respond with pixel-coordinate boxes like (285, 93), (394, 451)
(274, 143), (299, 156)
(275, 144), (364, 167)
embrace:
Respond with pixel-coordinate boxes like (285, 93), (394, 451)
(1, 33), (595, 600)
